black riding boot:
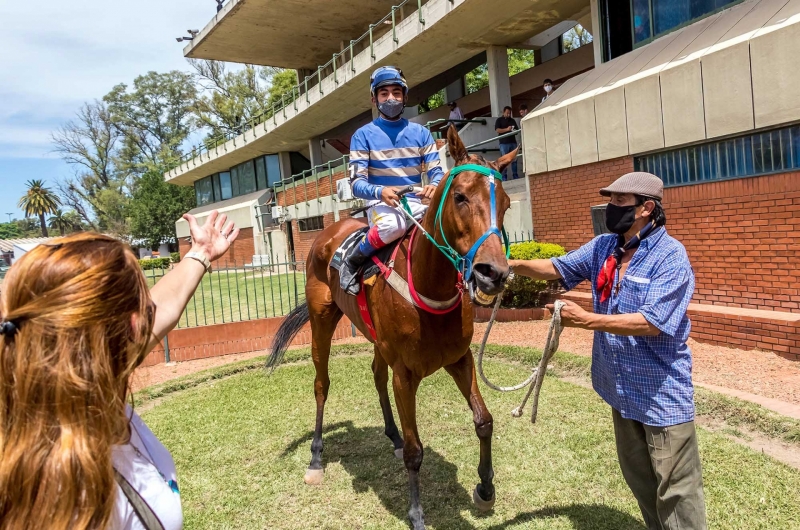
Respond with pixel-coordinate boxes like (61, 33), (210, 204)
(339, 244), (371, 295)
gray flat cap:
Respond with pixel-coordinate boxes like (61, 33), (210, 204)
(600, 171), (663, 200)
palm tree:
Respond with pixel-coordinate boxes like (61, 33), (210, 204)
(47, 209), (73, 236)
(18, 180), (61, 237)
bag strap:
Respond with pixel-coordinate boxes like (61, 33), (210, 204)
(114, 469), (166, 530)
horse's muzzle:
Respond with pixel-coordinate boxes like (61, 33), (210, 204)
(472, 263), (510, 297)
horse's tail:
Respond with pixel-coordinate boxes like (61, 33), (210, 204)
(267, 302), (310, 372)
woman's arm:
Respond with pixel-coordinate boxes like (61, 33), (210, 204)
(146, 211), (240, 351)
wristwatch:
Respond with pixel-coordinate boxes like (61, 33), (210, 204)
(185, 251), (212, 273)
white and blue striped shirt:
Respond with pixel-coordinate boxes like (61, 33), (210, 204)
(552, 227), (696, 427)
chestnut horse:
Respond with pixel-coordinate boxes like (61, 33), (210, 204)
(268, 126), (516, 529)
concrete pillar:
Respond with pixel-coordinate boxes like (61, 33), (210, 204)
(487, 46), (512, 116)
(403, 105), (420, 119)
(444, 77), (465, 103)
(589, 0), (603, 66)
(278, 152), (293, 181)
(540, 38), (561, 63)
(308, 137), (323, 173)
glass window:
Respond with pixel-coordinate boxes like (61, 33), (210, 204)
(266, 154), (282, 188)
(236, 160), (256, 195)
(219, 171), (232, 200)
(632, 0), (652, 43)
(230, 166), (240, 197)
(212, 173), (221, 201)
(255, 157), (268, 190)
(635, 124), (800, 187)
(298, 216), (324, 232)
(194, 177), (213, 206)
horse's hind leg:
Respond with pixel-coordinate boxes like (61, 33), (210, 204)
(444, 349), (496, 511)
(372, 349), (404, 458)
(303, 287), (343, 486)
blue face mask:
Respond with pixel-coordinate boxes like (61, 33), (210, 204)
(378, 98), (404, 119)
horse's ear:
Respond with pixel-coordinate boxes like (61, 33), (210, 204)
(496, 146), (519, 174)
(447, 124), (468, 164)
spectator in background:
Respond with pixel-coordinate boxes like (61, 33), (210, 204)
(494, 106), (519, 181)
(0, 211), (239, 529)
(519, 104), (529, 118)
(216, 0), (224, 12)
(541, 78), (554, 104)
(447, 101), (465, 130)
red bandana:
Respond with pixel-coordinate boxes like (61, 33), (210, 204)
(596, 222), (656, 303)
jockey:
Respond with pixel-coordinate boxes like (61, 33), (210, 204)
(340, 66), (445, 294)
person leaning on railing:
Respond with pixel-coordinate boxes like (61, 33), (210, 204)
(0, 211), (238, 530)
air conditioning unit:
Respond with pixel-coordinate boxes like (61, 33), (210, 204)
(336, 179), (353, 201)
(271, 205), (284, 219)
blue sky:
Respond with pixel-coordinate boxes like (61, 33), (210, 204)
(0, 0), (217, 220)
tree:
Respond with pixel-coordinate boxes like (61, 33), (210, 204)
(128, 169), (196, 249)
(263, 67), (297, 108)
(47, 209), (82, 236)
(562, 24), (593, 53)
(190, 60), (271, 139)
(0, 222), (22, 240)
(18, 180), (61, 237)
(13, 218), (41, 238)
(52, 101), (120, 232)
(104, 71), (198, 173)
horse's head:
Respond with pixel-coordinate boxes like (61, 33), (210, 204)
(430, 125), (517, 305)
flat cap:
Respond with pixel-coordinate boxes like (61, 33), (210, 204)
(600, 171), (663, 200)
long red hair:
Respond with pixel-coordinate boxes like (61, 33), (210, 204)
(0, 233), (154, 529)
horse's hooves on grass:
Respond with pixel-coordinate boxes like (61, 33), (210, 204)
(472, 486), (495, 511)
(394, 448), (404, 460)
(303, 468), (324, 486)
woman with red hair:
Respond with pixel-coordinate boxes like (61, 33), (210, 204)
(0, 211), (238, 530)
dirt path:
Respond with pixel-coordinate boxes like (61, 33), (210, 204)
(133, 321), (800, 415)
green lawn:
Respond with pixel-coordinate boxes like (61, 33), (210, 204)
(140, 347), (800, 529)
(144, 268), (306, 328)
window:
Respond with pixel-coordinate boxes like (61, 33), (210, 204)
(194, 177), (214, 206)
(298, 215), (324, 232)
(232, 160), (256, 196)
(219, 172), (232, 200)
(255, 157), (268, 190)
(600, 0), (741, 61)
(633, 0), (740, 46)
(266, 154), (282, 188)
(635, 124), (800, 187)
(212, 173), (221, 201)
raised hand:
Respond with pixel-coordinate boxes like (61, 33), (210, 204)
(182, 210), (240, 262)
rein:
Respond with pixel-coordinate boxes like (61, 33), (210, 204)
(399, 163), (511, 282)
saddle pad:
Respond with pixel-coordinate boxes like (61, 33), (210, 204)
(329, 227), (397, 281)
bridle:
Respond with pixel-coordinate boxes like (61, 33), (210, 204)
(403, 163), (510, 282)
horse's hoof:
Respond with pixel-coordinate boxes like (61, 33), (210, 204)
(394, 448), (404, 460)
(303, 468), (324, 485)
(472, 486), (495, 511)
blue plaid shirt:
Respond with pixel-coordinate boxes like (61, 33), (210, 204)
(552, 227), (696, 427)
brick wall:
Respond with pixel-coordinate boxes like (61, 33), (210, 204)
(287, 209), (358, 262)
(146, 314), (355, 366)
(529, 158), (800, 312)
(179, 228), (256, 268)
(276, 169), (348, 207)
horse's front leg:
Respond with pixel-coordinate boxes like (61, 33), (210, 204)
(391, 363), (426, 530)
(444, 349), (496, 510)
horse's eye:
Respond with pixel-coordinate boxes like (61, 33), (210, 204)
(454, 192), (468, 205)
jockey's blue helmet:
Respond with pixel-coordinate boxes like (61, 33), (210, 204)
(370, 66), (408, 96)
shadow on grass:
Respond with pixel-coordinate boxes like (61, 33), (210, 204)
(283, 421), (644, 530)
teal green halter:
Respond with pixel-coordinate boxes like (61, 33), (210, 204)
(402, 163), (510, 282)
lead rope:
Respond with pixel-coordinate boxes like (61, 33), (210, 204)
(475, 292), (566, 423)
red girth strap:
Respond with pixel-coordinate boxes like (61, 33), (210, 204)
(356, 276), (377, 341)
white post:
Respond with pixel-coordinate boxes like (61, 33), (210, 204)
(308, 137), (323, 172)
(487, 46), (512, 116)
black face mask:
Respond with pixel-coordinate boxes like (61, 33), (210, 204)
(377, 98), (404, 119)
(605, 203), (637, 234)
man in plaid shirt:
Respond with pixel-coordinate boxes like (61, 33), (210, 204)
(510, 172), (706, 530)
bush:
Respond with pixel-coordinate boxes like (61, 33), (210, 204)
(170, 252), (181, 263)
(501, 241), (566, 308)
(139, 257), (172, 270)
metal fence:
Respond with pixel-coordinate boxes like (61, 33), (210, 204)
(144, 257), (307, 329)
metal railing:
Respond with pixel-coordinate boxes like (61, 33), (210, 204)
(463, 129), (521, 153)
(143, 256), (307, 329)
(171, 0), (432, 171)
(272, 155), (354, 220)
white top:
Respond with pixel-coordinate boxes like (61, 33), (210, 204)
(448, 107), (464, 121)
(108, 407), (182, 530)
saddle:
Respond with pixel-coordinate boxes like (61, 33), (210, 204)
(329, 227), (400, 284)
